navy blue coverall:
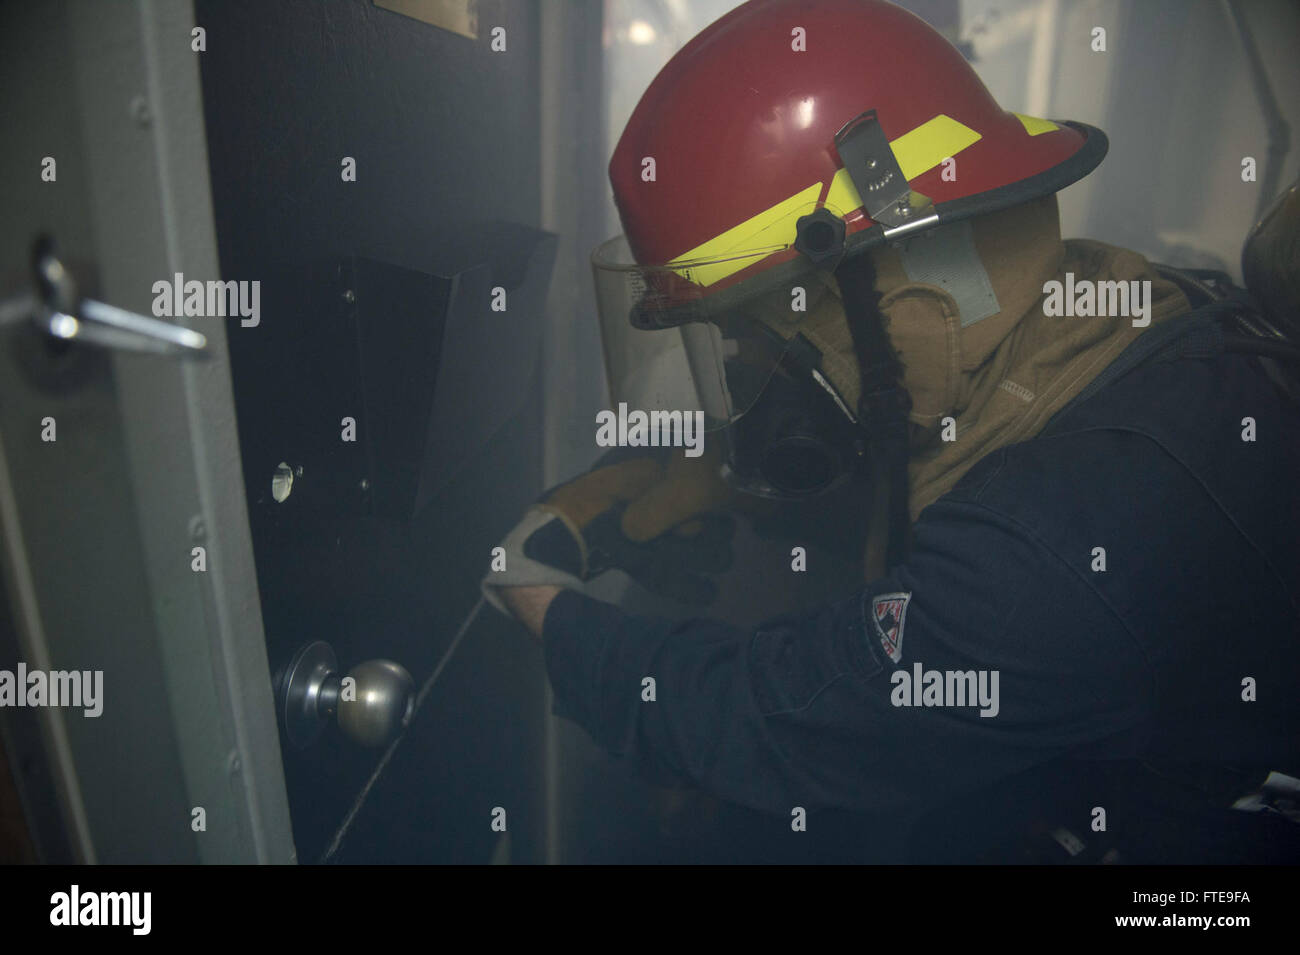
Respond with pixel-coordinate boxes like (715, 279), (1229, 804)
(541, 304), (1300, 855)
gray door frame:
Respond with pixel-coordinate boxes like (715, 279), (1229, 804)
(0, 0), (294, 863)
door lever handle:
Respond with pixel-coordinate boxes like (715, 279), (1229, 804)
(0, 236), (208, 357)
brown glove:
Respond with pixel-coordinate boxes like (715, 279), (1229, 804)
(484, 444), (744, 611)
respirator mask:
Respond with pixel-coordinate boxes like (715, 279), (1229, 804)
(592, 217), (875, 500)
(715, 304), (868, 498)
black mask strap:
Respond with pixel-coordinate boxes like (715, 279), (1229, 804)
(834, 255), (913, 572)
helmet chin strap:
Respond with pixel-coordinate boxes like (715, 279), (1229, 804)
(835, 254), (914, 575)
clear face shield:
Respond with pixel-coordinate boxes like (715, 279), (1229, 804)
(592, 206), (865, 498)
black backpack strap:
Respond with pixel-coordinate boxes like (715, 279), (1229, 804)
(1053, 307), (1225, 423)
(1053, 266), (1300, 424)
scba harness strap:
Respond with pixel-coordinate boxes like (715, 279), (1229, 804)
(1055, 264), (1300, 422)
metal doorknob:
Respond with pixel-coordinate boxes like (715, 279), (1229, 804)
(281, 641), (415, 749)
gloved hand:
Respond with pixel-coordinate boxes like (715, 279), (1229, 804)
(482, 444), (738, 614)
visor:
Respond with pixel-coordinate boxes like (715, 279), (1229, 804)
(592, 222), (846, 430)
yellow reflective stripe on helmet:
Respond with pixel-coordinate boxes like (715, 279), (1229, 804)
(669, 182), (823, 286)
(1013, 112), (1060, 136)
(672, 115), (981, 287)
(890, 114), (982, 178)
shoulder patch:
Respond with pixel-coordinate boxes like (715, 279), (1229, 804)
(871, 592), (910, 664)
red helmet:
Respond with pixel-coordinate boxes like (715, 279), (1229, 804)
(593, 0), (1105, 427)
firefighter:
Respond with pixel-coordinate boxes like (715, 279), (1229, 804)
(484, 0), (1300, 862)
